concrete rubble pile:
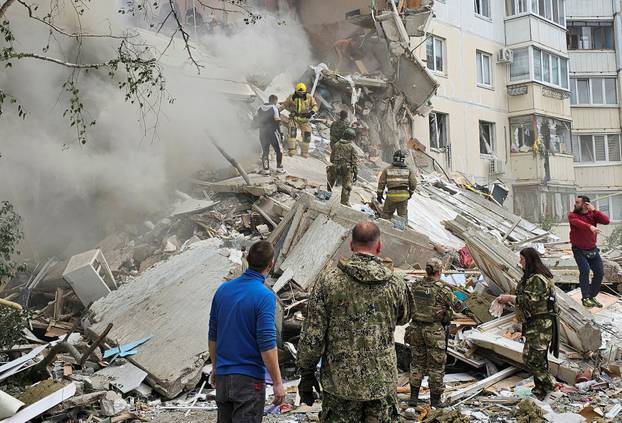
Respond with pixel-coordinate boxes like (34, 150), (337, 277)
(2, 130), (622, 422)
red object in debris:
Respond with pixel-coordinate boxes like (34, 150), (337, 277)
(280, 404), (293, 413)
(459, 246), (475, 269)
(575, 368), (593, 384)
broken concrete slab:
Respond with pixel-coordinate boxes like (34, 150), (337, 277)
(279, 215), (349, 290)
(100, 391), (129, 417)
(94, 363), (148, 394)
(88, 239), (240, 398)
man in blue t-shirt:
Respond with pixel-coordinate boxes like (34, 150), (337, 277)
(209, 240), (285, 422)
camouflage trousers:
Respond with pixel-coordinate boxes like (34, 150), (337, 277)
(406, 323), (447, 395)
(320, 391), (399, 423)
(326, 165), (353, 206)
(523, 318), (555, 398)
(382, 197), (408, 220)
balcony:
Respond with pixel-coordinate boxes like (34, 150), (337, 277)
(575, 163), (622, 190)
(566, 0), (614, 18)
(510, 152), (576, 184)
(569, 51), (618, 74)
(507, 83), (572, 120)
(505, 14), (567, 54)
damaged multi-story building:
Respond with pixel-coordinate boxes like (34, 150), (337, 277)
(170, 0), (622, 240)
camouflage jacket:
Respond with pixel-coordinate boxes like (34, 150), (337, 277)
(330, 119), (349, 146)
(409, 276), (465, 325)
(332, 139), (358, 173)
(297, 253), (412, 401)
(516, 274), (557, 321)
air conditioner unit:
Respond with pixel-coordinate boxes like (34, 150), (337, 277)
(497, 48), (514, 64)
(489, 159), (505, 174)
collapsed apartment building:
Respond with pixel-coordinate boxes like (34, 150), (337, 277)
(1, 1), (622, 422)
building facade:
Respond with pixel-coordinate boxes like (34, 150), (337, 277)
(411, 0), (621, 238)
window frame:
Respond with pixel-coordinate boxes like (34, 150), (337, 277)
(479, 120), (496, 158)
(531, 47), (569, 90)
(429, 111), (449, 150)
(573, 133), (622, 163)
(506, 0), (565, 27)
(476, 50), (493, 88)
(567, 21), (615, 50)
(426, 35), (446, 75)
(583, 192), (622, 222)
(570, 77), (619, 106)
(474, 0), (491, 19)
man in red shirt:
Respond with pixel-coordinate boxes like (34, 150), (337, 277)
(568, 195), (610, 308)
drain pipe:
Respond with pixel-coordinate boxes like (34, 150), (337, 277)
(614, 0), (622, 130)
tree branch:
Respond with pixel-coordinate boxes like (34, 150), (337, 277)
(16, 0), (135, 39)
(168, 0), (201, 73)
(0, 0), (16, 18)
(3, 51), (155, 69)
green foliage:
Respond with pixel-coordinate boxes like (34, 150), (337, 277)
(607, 225), (622, 249)
(0, 306), (30, 350)
(0, 201), (23, 286)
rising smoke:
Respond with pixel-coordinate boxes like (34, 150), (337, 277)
(0, 1), (313, 259)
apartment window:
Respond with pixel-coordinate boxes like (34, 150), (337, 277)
(510, 48), (529, 81)
(573, 134), (622, 162)
(570, 78), (618, 105)
(568, 21), (615, 50)
(429, 112), (449, 149)
(506, 0), (528, 15)
(476, 51), (492, 87)
(426, 36), (445, 73)
(533, 0), (565, 26)
(532, 47), (569, 89)
(511, 115), (571, 154)
(474, 0), (491, 18)
(584, 192), (622, 221)
(479, 121), (495, 156)
(510, 116), (535, 151)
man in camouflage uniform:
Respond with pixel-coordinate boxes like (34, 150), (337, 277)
(407, 258), (467, 408)
(329, 110), (349, 162)
(327, 128), (358, 206)
(377, 150), (417, 220)
(297, 222), (412, 423)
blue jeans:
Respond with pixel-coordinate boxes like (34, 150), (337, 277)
(572, 248), (604, 299)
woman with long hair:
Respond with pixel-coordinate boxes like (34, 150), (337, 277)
(496, 247), (559, 400)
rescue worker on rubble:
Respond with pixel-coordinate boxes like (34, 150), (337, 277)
(407, 258), (468, 408)
(297, 222), (412, 423)
(329, 110), (349, 162)
(496, 247), (559, 401)
(377, 150), (417, 220)
(281, 82), (319, 158)
(326, 127), (358, 206)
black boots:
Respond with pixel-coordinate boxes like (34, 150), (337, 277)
(408, 385), (419, 407)
(430, 392), (446, 408)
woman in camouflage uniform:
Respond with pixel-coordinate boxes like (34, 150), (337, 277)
(497, 247), (559, 400)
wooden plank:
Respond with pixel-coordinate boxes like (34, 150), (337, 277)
(272, 268), (294, 293)
(445, 367), (518, 404)
(280, 215), (349, 290)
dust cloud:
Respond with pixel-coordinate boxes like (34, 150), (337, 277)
(0, 1), (312, 259)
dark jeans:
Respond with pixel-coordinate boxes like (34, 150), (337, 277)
(572, 247), (604, 299)
(259, 129), (283, 169)
(215, 374), (265, 423)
